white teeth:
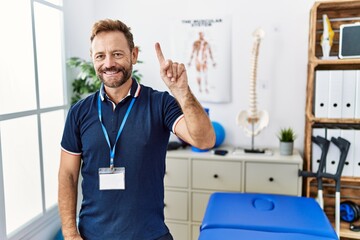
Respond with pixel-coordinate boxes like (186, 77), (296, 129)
(104, 71), (117, 74)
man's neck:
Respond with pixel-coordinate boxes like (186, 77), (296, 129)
(104, 78), (132, 104)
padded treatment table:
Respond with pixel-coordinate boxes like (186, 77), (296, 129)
(199, 192), (338, 240)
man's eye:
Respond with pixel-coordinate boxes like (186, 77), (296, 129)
(114, 53), (123, 58)
(95, 55), (104, 60)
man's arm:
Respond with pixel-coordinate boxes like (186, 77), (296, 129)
(58, 150), (83, 240)
(173, 91), (215, 149)
(155, 42), (215, 149)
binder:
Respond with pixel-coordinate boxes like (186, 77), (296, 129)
(326, 129), (341, 174)
(312, 128), (326, 172)
(328, 70), (343, 118)
(356, 70), (360, 118)
(340, 129), (355, 177)
(314, 70), (330, 118)
(353, 130), (360, 177)
(341, 70), (356, 118)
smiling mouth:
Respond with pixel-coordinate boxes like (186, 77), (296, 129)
(103, 68), (121, 75)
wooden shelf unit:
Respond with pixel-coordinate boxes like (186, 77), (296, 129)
(304, 1), (360, 239)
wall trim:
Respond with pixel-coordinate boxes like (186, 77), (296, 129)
(8, 206), (60, 240)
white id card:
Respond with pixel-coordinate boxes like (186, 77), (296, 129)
(99, 167), (125, 190)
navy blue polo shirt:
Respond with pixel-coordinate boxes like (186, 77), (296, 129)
(61, 79), (183, 240)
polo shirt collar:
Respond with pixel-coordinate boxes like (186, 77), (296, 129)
(99, 78), (141, 102)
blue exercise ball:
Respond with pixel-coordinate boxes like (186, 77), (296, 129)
(212, 121), (225, 148)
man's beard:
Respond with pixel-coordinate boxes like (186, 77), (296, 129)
(98, 64), (132, 88)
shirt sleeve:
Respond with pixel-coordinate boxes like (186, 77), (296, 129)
(162, 92), (183, 133)
(60, 104), (82, 155)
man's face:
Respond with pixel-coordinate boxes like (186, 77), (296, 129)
(91, 31), (137, 88)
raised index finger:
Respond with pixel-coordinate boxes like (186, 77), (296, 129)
(155, 42), (165, 64)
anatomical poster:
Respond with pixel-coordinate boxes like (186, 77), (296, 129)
(171, 17), (231, 103)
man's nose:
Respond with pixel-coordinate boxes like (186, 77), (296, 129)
(104, 55), (116, 68)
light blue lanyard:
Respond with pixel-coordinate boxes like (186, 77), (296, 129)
(98, 93), (136, 169)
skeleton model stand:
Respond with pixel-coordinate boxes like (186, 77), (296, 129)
(237, 28), (269, 153)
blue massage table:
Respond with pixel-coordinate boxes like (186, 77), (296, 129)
(199, 192), (339, 240)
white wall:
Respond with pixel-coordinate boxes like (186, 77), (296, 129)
(64, 0), (317, 154)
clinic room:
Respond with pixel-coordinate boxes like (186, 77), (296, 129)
(1, 0), (360, 239)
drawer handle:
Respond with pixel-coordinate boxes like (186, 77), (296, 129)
(269, 177), (274, 182)
(213, 174), (219, 179)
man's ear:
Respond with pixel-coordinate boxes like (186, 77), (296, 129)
(132, 46), (139, 65)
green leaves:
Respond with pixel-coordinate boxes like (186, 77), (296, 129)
(67, 57), (100, 104)
(131, 69), (143, 82)
(277, 127), (296, 142)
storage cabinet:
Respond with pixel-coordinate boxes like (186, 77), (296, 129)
(304, 1), (360, 239)
(245, 162), (300, 195)
(164, 148), (303, 240)
(192, 160), (241, 191)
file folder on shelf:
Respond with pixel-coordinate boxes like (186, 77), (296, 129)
(340, 129), (355, 177)
(353, 130), (360, 177)
(328, 71), (343, 119)
(356, 71), (360, 118)
(341, 70), (356, 118)
(326, 129), (341, 174)
(314, 70), (330, 118)
(312, 128), (326, 172)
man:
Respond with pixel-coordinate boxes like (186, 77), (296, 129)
(58, 19), (215, 240)
(188, 31), (216, 93)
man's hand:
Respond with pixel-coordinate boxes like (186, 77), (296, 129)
(154, 42), (215, 149)
(155, 42), (189, 96)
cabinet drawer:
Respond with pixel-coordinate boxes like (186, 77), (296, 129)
(164, 190), (188, 221)
(165, 157), (188, 188)
(245, 162), (299, 195)
(166, 222), (189, 240)
(192, 192), (211, 222)
(192, 224), (201, 240)
(192, 160), (241, 191)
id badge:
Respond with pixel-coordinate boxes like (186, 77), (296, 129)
(99, 167), (125, 190)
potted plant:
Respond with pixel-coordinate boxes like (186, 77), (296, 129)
(277, 127), (296, 155)
(67, 56), (143, 105)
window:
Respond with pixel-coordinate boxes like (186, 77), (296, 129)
(0, 0), (66, 239)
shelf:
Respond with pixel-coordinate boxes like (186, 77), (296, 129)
(305, 2), (360, 239)
(315, 0), (360, 12)
(310, 0), (360, 61)
(309, 57), (360, 70)
(339, 222), (360, 239)
(306, 115), (360, 126)
(311, 57), (360, 65)
(305, 177), (360, 197)
(307, 176), (360, 184)
(329, 218), (360, 239)
(307, 177), (360, 239)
